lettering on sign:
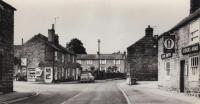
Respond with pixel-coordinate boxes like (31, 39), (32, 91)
(182, 44), (200, 55)
(161, 53), (172, 59)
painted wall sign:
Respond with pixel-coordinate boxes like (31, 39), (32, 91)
(161, 53), (172, 59)
(163, 35), (175, 53)
(182, 44), (200, 55)
(21, 58), (27, 66)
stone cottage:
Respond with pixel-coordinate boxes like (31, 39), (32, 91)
(14, 24), (79, 83)
(0, 0), (16, 93)
(127, 25), (158, 81)
(158, 0), (200, 97)
(77, 53), (126, 73)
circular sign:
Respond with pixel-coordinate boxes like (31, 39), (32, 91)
(164, 38), (175, 49)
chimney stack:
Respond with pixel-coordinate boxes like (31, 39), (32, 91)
(190, 0), (200, 14)
(145, 25), (153, 36)
(54, 34), (59, 44)
(48, 24), (55, 42)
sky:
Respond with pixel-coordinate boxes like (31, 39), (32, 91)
(5, 0), (190, 54)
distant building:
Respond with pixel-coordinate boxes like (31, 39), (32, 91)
(158, 0), (200, 97)
(14, 24), (79, 83)
(127, 25), (158, 81)
(77, 53), (126, 73)
(0, 0), (16, 94)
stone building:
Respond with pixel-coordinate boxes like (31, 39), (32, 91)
(77, 53), (126, 73)
(14, 24), (79, 83)
(0, 0), (16, 94)
(158, 0), (200, 97)
(127, 26), (158, 81)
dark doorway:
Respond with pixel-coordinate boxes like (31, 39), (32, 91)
(180, 60), (185, 93)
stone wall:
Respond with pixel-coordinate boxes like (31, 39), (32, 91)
(0, 5), (15, 93)
(158, 17), (200, 98)
(127, 35), (158, 81)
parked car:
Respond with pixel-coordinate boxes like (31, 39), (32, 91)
(80, 72), (95, 83)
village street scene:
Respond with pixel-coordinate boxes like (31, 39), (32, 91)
(0, 0), (200, 104)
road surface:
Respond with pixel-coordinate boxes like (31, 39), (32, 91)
(13, 80), (127, 104)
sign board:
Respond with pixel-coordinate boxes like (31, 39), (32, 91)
(163, 35), (175, 53)
(161, 53), (173, 59)
(21, 58), (27, 66)
(44, 67), (53, 83)
(182, 44), (200, 55)
(35, 68), (43, 77)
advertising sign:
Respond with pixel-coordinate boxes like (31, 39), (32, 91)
(161, 53), (172, 59)
(35, 68), (43, 77)
(182, 44), (200, 55)
(163, 35), (175, 53)
(44, 67), (53, 83)
(21, 58), (27, 66)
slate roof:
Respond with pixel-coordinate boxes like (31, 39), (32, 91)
(0, 0), (16, 10)
(158, 8), (200, 39)
(77, 54), (125, 60)
(25, 33), (75, 55)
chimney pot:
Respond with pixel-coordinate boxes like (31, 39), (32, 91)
(145, 25), (153, 36)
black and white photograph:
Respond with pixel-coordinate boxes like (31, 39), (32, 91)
(0, 0), (200, 104)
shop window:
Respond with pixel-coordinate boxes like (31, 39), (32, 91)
(189, 19), (199, 44)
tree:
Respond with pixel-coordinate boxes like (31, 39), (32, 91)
(66, 38), (87, 54)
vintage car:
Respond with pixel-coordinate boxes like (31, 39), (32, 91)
(80, 72), (95, 83)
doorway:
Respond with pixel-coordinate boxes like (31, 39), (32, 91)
(180, 60), (185, 93)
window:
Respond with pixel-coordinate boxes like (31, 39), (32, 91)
(62, 54), (65, 63)
(189, 19), (199, 44)
(87, 60), (93, 64)
(118, 67), (121, 72)
(77, 60), (81, 64)
(100, 60), (106, 64)
(100, 67), (105, 71)
(62, 68), (65, 77)
(115, 60), (121, 65)
(190, 56), (198, 76)
(54, 51), (58, 61)
(166, 62), (170, 76)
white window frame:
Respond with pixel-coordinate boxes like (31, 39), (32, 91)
(62, 54), (65, 63)
(87, 60), (93, 64)
(77, 60), (82, 64)
(54, 51), (58, 61)
(116, 60), (121, 65)
(189, 56), (199, 81)
(100, 59), (106, 64)
(189, 19), (200, 44)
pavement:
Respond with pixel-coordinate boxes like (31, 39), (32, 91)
(118, 81), (200, 104)
(0, 91), (38, 104)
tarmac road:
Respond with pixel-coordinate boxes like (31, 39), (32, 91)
(12, 80), (127, 104)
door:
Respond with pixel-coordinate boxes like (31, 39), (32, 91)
(180, 60), (185, 93)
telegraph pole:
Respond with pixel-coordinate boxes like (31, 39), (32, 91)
(97, 39), (101, 79)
